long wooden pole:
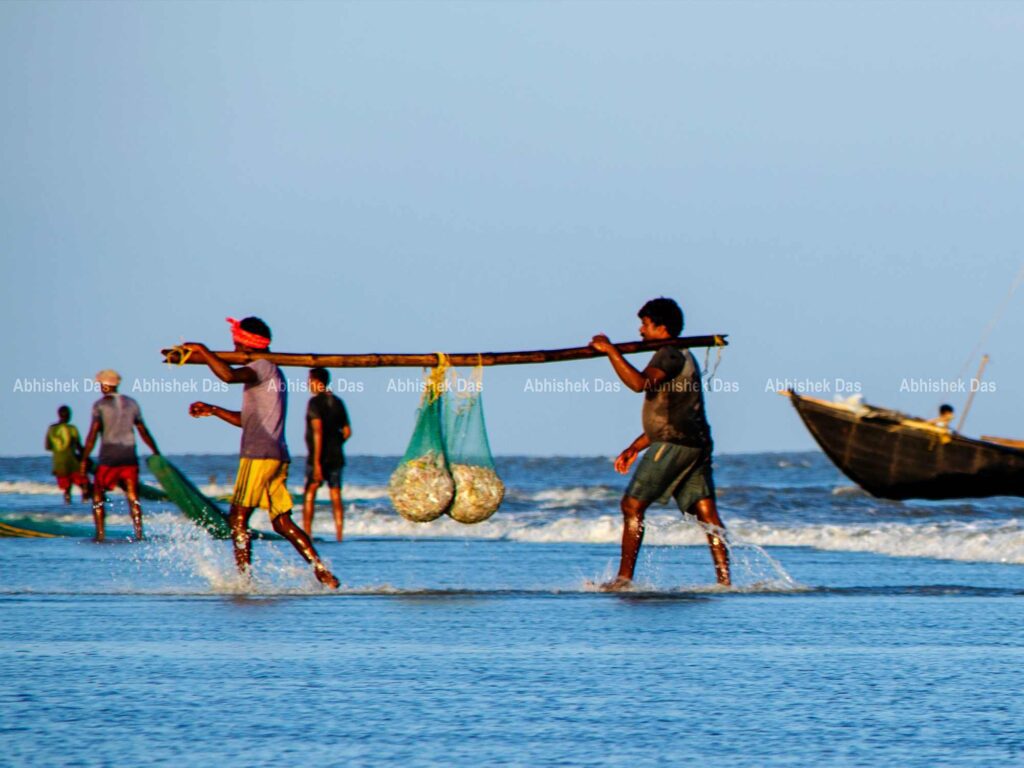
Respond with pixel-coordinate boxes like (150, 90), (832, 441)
(162, 334), (728, 369)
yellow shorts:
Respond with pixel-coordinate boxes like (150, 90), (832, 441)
(231, 459), (293, 520)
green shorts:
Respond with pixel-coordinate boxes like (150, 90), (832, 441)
(624, 442), (715, 512)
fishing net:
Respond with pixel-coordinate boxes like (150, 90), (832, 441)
(444, 367), (504, 523)
(388, 360), (455, 522)
(146, 455), (232, 539)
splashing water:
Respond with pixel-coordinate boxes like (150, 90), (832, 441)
(135, 514), (339, 595)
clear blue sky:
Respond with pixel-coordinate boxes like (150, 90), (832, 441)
(3, 1), (1023, 457)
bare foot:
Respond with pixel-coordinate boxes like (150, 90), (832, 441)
(599, 577), (633, 592)
(314, 564), (340, 589)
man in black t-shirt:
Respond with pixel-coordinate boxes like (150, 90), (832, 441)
(591, 298), (730, 589)
(302, 367), (352, 541)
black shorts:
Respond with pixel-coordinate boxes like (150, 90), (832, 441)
(305, 462), (343, 490)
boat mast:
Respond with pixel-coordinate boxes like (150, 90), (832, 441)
(957, 354), (990, 433)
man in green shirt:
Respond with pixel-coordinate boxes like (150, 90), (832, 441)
(591, 298), (730, 589)
(45, 405), (91, 503)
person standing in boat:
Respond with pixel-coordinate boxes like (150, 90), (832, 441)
(45, 405), (92, 503)
(80, 370), (160, 541)
(302, 367), (352, 542)
(183, 317), (340, 589)
(590, 297), (731, 589)
(928, 404), (955, 430)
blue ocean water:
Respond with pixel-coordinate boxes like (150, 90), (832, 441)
(2, 453), (1023, 766)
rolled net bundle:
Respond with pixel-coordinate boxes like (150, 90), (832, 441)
(444, 367), (505, 524)
(388, 360), (454, 522)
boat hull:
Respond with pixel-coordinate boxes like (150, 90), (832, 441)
(787, 393), (1024, 500)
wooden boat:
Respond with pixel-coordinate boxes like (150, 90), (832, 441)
(783, 391), (1024, 500)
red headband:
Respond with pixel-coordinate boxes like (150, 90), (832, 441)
(226, 317), (270, 349)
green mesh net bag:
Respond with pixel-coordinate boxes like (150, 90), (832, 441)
(388, 362), (455, 522)
(444, 367), (505, 524)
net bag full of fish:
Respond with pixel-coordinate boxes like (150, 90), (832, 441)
(388, 369), (454, 522)
(443, 369), (505, 523)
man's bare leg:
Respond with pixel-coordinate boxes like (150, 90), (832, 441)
(601, 495), (652, 591)
(91, 485), (106, 542)
(123, 476), (144, 540)
(329, 487), (344, 542)
(302, 481), (320, 536)
(229, 504), (255, 575)
(271, 512), (340, 588)
(690, 497), (731, 586)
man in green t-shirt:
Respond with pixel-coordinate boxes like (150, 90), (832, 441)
(591, 297), (731, 590)
(45, 405), (92, 503)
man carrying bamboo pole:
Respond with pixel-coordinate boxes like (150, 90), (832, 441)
(591, 298), (731, 589)
(183, 317), (339, 589)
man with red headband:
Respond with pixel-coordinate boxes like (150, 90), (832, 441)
(80, 370), (160, 541)
(184, 317), (340, 589)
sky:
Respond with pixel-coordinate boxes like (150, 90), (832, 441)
(2, 1), (1024, 458)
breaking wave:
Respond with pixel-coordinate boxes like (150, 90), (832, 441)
(10, 506), (1021, 565)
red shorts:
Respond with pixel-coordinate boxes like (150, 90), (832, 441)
(55, 473), (90, 491)
(95, 465), (139, 492)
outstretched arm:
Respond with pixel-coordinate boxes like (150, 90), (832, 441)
(182, 342), (257, 385)
(189, 402), (242, 428)
(589, 335), (670, 393)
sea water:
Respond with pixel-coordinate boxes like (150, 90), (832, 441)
(1, 453), (1023, 766)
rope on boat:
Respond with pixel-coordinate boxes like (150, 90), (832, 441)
(956, 262), (1024, 382)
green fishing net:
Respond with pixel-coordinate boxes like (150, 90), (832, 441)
(388, 363), (454, 522)
(147, 455), (232, 538)
(444, 368), (504, 523)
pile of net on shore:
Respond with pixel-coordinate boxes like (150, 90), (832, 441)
(388, 359), (504, 524)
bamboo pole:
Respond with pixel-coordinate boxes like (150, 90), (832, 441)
(162, 334), (728, 369)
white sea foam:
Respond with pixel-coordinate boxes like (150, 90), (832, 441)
(0, 481), (65, 495)
(528, 486), (619, 507)
(308, 510), (1024, 565)
(831, 485), (868, 496)
(733, 518), (1024, 565)
(7, 502), (1024, 565)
